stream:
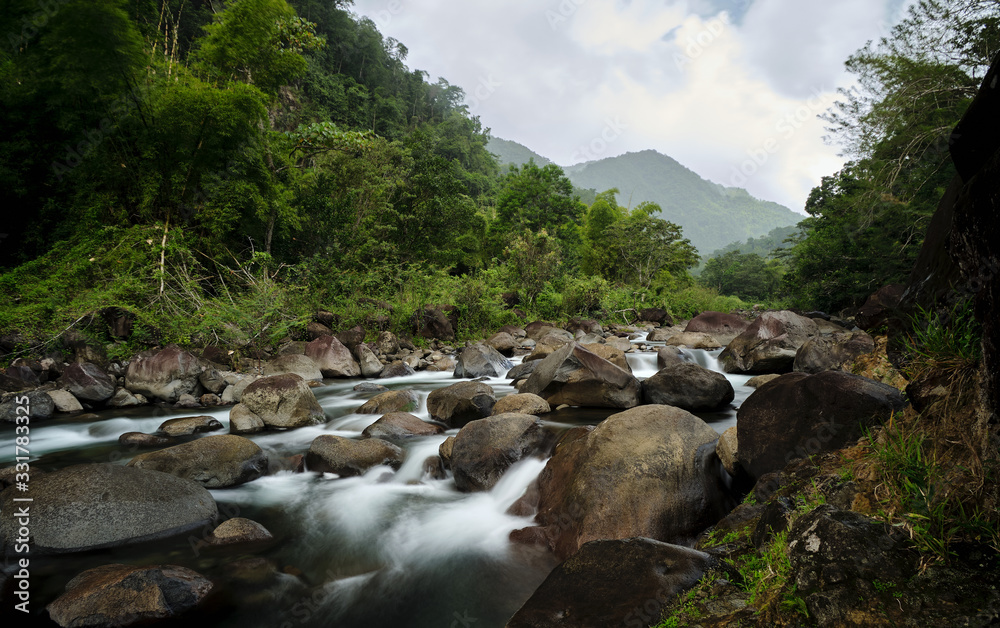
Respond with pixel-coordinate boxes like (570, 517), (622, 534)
(0, 340), (754, 628)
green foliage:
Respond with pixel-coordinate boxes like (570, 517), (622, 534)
(700, 251), (786, 302)
(903, 299), (982, 373)
(662, 286), (747, 320)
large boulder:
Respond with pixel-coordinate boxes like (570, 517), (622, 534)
(411, 306), (455, 341)
(492, 393), (551, 416)
(513, 405), (732, 560)
(354, 343), (384, 378)
(305, 335), (360, 378)
(507, 538), (717, 628)
(486, 332), (518, 357)
(454, 343), (514, 378)
(0, 365), (40, 392)
(579, 343), (631, 372)
(58, 362), (115, 403)
(47, 389), (84, 413)
(426, 381), (496, 428)
(356, 389), (419, 414)
(0, 463), (217, 553)
(793, 330), (876, 374)
(157, 415), (223, 437)
(228, 403), (265, 435)
(451, 413), (547, 492)
(263, 354), (323, 381)
(127, 434), (268, 488)
(664, 332), (722, 349)
(0, 391), (55, 422)
(638, 308), (673, 326)
(855, 284), (906, 331)
(305, 435), (404, 476)
(684, 311), (752, 346)
(240, 373), (325, 428)
(361, 412), (445, 443)
(521, 342), (641, 409)
(719, 311), (821, 374)
(641, 361), (735, 412)
(125, 346), (204, 403)
(737, 371), (908, 481)
(46, 564), (214, 628)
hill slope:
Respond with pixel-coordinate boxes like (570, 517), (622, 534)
(487, 139), (803, 255)
(564, 150), (802, 254)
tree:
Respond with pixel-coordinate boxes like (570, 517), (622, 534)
(701, 251), (785, 302)
(603, 203), (699, 290)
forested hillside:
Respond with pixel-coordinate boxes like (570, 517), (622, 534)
(562, 150), (802, 254)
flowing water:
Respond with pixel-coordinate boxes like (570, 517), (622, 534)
(0, 340), (755, 628)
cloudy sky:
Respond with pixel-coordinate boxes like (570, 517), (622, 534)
(350, 0), (911, 212)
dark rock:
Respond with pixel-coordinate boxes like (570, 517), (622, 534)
(793, 330), (876, 374)
(58, 362), (116, 403)
(305, 435), (404, 476)
(426, 381), (496, 428)
(305, 335), (360, 378)
(128, 434), (269, 488)
(454, 343), (514, 378)
(353, 382), (389, 393)
(0, 463), (217, 553)
(307, 321), (333, 340)
(565, 318), (604, 335)
(200, 346), (233, 369)
(515, 405), (733, 560)
(0, 390), (55, 422)
(157, 415), (224, 437)
(642, 361), (735, 412)
(506, 361), (537, 383)
(507, 538), (717, 628)
(356, 389), (419, 414)
(119, 432), (174, 448)
(638, 308), (673, 326)
(684, 311), (752, 345)
(378, 361), (416, 379)
(336, 325), (366, 352)
(208, 517), (273, 545)
(719, 311), (821, 374)
(521, 342), (641, 409)
(240, 373), (325, 429)
(737, 371), (908, 481)
(657, 346), (686, 368)
(411, 306), (455, 341)
(1, 365), (40, 391)
(855, 284), (906, 331)
(361, 412), (445, 443)
(125, 346), (204, 403)
(46, 564), (213, 627)
(451, 413), (547, 492)
(485, 332), (518, 357)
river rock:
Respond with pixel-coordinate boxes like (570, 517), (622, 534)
(506, 361), (537, 383)
(645, 328), (676, 342)
(581, 343), (631, 372)
(107, 387), (147, 407)
(304, 335), (360, 378)
(379, 361), (416, 379)
(355, 343), (384, 377)
(209, 517), (273, 545)
(0, 463), (217, 553)
(737, 371), (908, 481)
(307, 321), (333, 340)
(717, 426), (741, 478)
(263, 354), (323, 381)
(411, 306), (455, 341)
(451, 413), (547, 492)
(521, 342), (641, 410)
(356, 389), (419, 414)
(58, 362), (116, 403)
(46, 564), (214, 627)
(240, 373), (325, 428)
(719, 310), (821, 374)
(375, 331), (400, 355)
(507, 538), (717, 628)
(361, 412), (444, 443)
(514, 405), (732, 560)
(666, 332), (723, 349)
(492, 393), (550, 416)
(639, 308), (673, 326)
(119, 432), (173, 448)
(125, 346), (204, 403)
(198, 366), (226, 394)
(306, 435), (404, 476)
(454, 343), (514, 378)
(0, 391), (55, 422)
(745, 374), (782, 388)
(657, 346), (686, 368)
(684, 311), (752, 346)
(485, 332), (518, 357)
(426, 381), (496, 427)
(128, 434), (269, 488)
(793, 330), (876, 374)
(157, 415), (224, 437)
(229, 403), (265, 435)
(0, 365), (40, 392)
(641, 361), (735, 412)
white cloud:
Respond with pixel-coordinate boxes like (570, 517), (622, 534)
(349, 0), (907, 212)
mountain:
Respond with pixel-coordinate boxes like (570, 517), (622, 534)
(487, 137), (552, 169)
(486, 139), (803, 255)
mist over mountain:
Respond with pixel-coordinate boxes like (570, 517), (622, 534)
(488, 138), (803, 255)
